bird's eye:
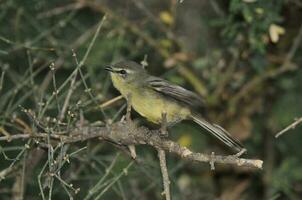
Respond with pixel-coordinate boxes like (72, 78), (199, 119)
(120, 69), (127, 75)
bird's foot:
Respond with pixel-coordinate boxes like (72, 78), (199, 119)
(159, 129), (169, 138)
(160, 112), (169, 138)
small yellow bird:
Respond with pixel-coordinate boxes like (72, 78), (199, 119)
(106, 61), (244, 152)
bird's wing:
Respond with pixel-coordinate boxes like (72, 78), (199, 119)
(146, 77), (244, 153)
(146, 76), (204, 108)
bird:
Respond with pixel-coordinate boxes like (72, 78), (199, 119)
(105, 60), (244, 152)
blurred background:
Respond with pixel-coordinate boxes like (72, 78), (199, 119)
(1, 0), (302, 199)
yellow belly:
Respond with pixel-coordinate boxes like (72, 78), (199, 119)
(130, 91), (190, 124)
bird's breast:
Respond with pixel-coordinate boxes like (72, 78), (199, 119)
(130, 89), (191, 125)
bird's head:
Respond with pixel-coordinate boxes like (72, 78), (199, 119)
(105, 61), (146, 86)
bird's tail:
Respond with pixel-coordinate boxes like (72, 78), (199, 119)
(191, 113), (244, 153)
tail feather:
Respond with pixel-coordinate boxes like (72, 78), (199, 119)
(191, 114), (244, 152)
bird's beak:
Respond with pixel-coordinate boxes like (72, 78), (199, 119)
(105, 66), (114, 72)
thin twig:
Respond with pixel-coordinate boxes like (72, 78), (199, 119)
(50, 63), (61, 115)
(157, 112), (171, 200)
(94, 161), (134, 200)
(275, 117), (302, 138)
(38, 161), (47, 200)
(157, 150), (171, 200)
(58, 49), (79, 121)
(84, 153), (120, 200)
(99, 95), (123, 109)
(37, 2), (84, 18)
(79, 15), (107, 68)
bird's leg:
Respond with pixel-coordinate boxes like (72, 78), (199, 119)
(160, 112), (168, 138)
(125, 93), (137, 159)
(126, 93), (132, 122)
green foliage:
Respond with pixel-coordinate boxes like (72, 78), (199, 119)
(272, 157), (302, 198)
(221, 0), (283, 54)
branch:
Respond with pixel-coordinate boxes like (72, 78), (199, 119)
(0, 120), (263, 169)
(157, 112), (171, 200)
(275, 117), (302, 138)
(157, 149), (171, 200)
